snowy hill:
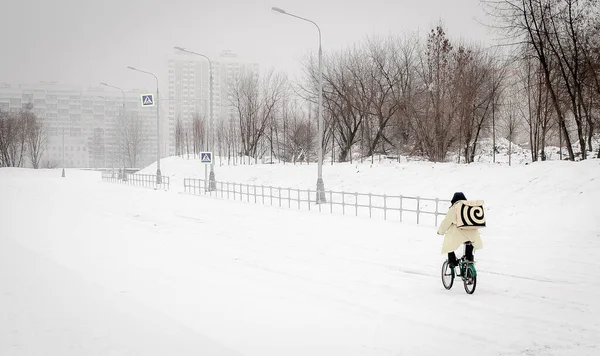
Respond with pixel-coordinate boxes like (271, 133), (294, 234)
(139, 151), (600, 235)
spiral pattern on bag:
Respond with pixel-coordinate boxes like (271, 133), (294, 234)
(460, 205), (485, 227)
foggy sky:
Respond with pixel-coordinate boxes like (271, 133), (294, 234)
(0, 0), (494, 92)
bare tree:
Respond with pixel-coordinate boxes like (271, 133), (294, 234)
(216, 119), (226, 165)
(386, 34), (420, 160)
(228, 118), (240, 164)
(0, 109), (15, 167)
(479, 0), (600, 160)
(191, 112), (206, 156)
(184, 122), (191, 159)
(13, 106), (29, 167)
(452, 44), (497, 163)
(413, 26), (458, 162)
(517, 54), (557, 161)
(542, 0), (596, 159)
(229, 69), (288, 158)
(503, 96), (522, 165)
(18, 107), (46, 169)
(118, 111), (146, 167)
(281, 104), (315, 164)
(0, 105), (32, 167)
(580, 4), (600, 155)
(320, 51), (367, 162)
(278, 97), (305, 163)
(175, 115), (185, 156)
(281, 6), (598, 163)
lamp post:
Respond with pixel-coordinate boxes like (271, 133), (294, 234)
(173, 46), (216, 191)
(272, 6), (326, 203)
(127, 66), (162, 184)
(100, 83), (127, 175)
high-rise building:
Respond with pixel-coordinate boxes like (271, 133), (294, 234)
(167, 50), (259, 156)
(0, 82), (160, 169)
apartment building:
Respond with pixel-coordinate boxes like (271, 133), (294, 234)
(0, 82), (161, 169)
(167, 50), (259, 155)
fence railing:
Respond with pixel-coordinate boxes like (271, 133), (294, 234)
(183, 178), (449, 226)
(101, 171), (170, 191)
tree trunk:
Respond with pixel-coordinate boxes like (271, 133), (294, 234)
(540, 129), (547, 161)
(508, 139), (512, 166)
(492, 97), (496, 163)
(185, 132), (189, 160)
(331, 130), (335, 165)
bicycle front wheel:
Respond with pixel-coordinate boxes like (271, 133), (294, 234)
(463, 265), (477, 294)
(441, 260), (454, 290)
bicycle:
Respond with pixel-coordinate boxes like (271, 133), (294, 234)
(441, 242), (477, 294)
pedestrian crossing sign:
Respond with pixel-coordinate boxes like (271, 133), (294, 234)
(141, 94), (154, 107)
(200, 152), (212, 164)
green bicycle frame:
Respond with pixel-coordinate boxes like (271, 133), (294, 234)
(460, 263), (477, 277)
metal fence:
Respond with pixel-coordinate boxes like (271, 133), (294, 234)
(101, 171), (170, 191)
(183, 178), (449, 226)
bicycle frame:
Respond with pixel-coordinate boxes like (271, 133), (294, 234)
(459, 242), (477, 278)
(442, 241), (478, 294)
(459, 260), (477, 278)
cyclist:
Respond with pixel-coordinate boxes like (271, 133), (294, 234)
(437, 192), (483, 268)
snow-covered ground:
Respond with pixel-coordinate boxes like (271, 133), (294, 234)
(1, 155), (599, 355)
(140, 152), (600, 233)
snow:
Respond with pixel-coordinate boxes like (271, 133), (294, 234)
(140, 151), (600, 234)
(1, 152), (600, 355)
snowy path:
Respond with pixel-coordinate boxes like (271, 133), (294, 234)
(0, 236), (243, 356)
(1, 169), (599, 355)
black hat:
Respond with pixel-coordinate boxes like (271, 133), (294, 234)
(451, 192), (467, 206)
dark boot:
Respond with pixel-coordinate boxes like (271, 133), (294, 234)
(447, 252), (458, 268)
(465, 244), (474, 262)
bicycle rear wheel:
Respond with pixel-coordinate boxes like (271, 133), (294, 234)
(441, 260), (454, 290)
(463, 265), (477, 294)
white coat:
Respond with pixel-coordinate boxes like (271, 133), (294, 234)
(437, 204), (483, 254)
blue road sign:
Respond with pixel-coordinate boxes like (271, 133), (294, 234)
(200, 152), (212, 164)
(141, 94), (154, 107)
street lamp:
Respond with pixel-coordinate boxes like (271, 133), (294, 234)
(127, 66), (162, 184)
(272, 6), (326, 203)
(100, 83), (127, 176)
(173, 46), (216, 191)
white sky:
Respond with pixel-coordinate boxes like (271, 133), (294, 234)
(0, 0), (496, 91)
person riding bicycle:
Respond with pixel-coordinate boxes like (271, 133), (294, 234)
(437, 192), (483, 268)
